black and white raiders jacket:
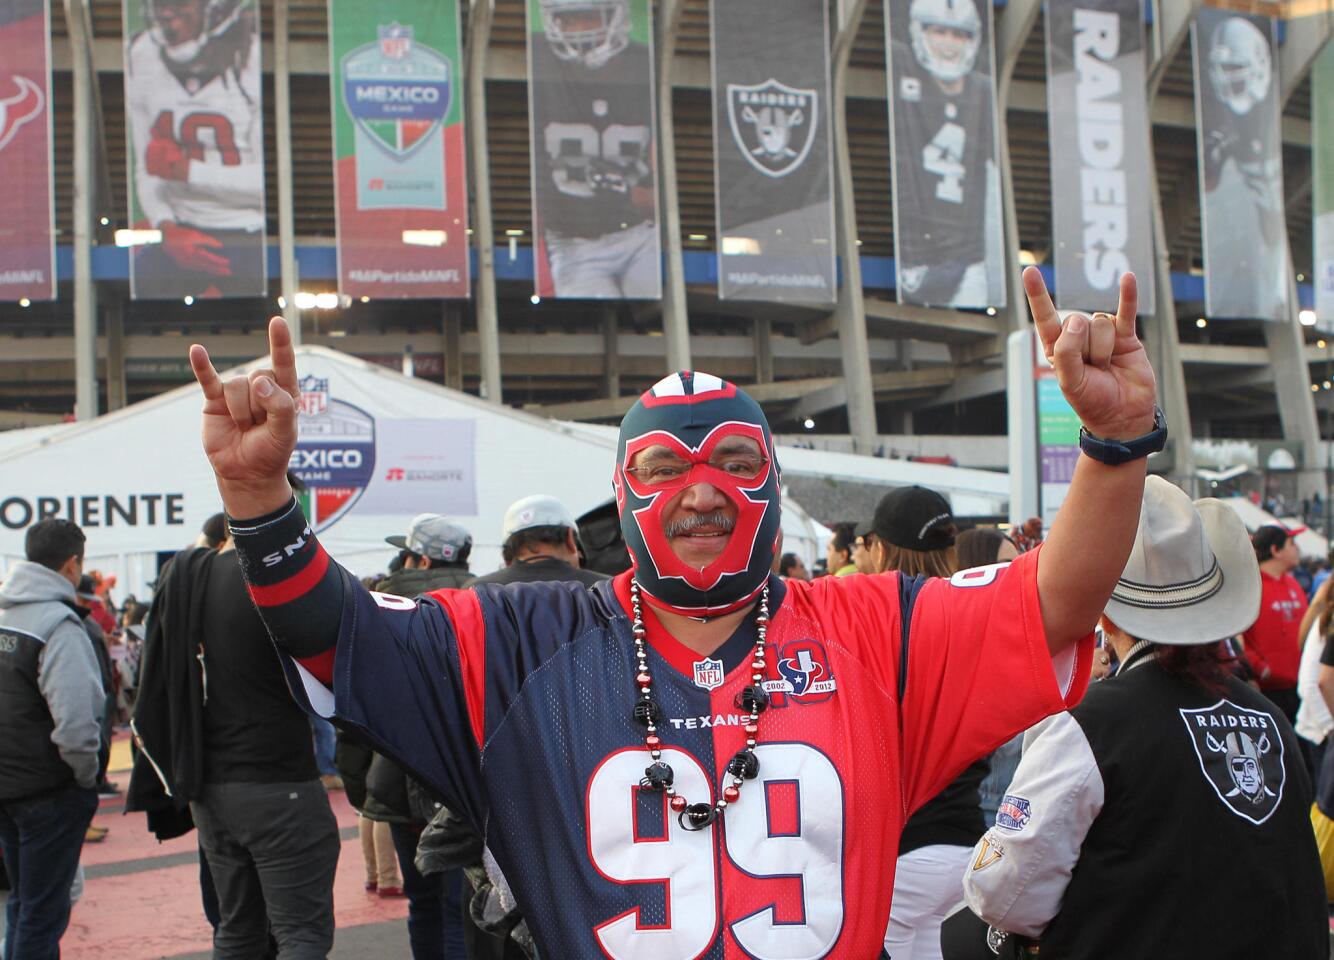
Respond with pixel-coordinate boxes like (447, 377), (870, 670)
(963, 643), (1327, 960)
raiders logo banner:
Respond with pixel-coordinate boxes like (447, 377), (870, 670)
(1314, 42), (1334, 329)
(0, 0), (54, 303)
(122, 0), (268, 301)
(885, 0), (1005, 309)
(711, 0), (836, 304)
(329, 0), (469, 299)
(527, 0), (661, 300)
(1044, 0), (1154, 315)
(1192, 8), (1288, 321)
(1180, 699), (1286, 826)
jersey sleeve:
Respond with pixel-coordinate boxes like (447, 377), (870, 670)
(897, 547), (1093, 816)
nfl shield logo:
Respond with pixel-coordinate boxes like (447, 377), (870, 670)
(727, 79), (819, 178)
(692, 657), (725, 691)
(342, 28), (451, 160)
(1180, 699), (1286, 825)
(297, 375), (329, 416)
(379, 23), (413, 60)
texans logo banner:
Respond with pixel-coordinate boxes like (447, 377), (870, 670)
(1192, 7), (1288, 321)
(1044, 0), (1155, 315)
(122, 0), (268, 301)
(329, 0), (469, 299)
(711, 0), (836, 304)
(526, 0), (661, 300)
(0, 0), (55, 303)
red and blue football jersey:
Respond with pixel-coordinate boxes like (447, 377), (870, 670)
(269, 537), (1088, 959)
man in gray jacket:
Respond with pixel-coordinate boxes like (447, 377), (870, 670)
(0, 519), (105, 960)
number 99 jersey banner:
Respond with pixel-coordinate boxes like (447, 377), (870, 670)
(885, 0), (1005, 310)
(526, 0), (662, 300)
(123, 0), (268, 301)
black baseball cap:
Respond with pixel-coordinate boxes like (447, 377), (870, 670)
(870, 485), (956, 551)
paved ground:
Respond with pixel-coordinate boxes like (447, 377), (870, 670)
(2, 732), (410, 959)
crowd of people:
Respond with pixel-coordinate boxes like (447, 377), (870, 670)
(3, 268), (1333, 958)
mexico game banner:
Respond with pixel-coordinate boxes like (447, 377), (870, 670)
(1192, 7), (1287, 321)
(0, 0), (54, 302)
(1315, 42), (1334, 327)
(711, 0), (836, 304)
(329, 0), (468, 299)
(122, 0), (268, 301)
(526, 0), (661, 300)
(1044, 0), (1154, 315)
(885, 0), (1005, 309)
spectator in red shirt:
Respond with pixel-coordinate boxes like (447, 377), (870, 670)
(1243, 524), (1309, 726)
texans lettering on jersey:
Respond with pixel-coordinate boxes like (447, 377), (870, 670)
(273, 542), (1089, 959)
(890, 40), (994, 269)
(126, 30), (265, 231)
(529, 40), (654, 240)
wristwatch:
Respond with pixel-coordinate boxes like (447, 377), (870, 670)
(1078, 405), (1168, 465)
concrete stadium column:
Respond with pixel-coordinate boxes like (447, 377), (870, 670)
(996, 0), (1039, 336)
(105, 294), (127, 411)
(64, 0), (98, 420)
(754, 316), (773, 384)
(1144, 0), (1201, 491)
(604, 310), (622, 398)
(656, 0), (691, 373)
(831, 0), (877, 452)
(442, 303), (464, 391)
(274, 0), (300, 342)
(468, 0), (502, 404)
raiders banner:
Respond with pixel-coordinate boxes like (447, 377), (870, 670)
(885, 0), (1005, 309)
(0, 0), (54, 302)
(330, 0), (468, 299)
(526, 0), (661, 300)
(711, 0), (836, 304)
(1315, 42), (1334, 327)
(1044, 0), (1154, 315)
(1192, 7), (1287, 321)
(123, 0), (268, 301)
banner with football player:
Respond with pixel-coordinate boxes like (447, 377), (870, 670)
(0, 0), (54, 302)
(1044, 0), (1154, 315)
(526, 0), (661, 300)
(1192, 7), (1287, 321)
(1314, 42), (1334, 327)
(329, 0), (468, 299)
(123, 0), (268, 301)
(711, 0), (836, 304)
(885, 0), (1005, 309)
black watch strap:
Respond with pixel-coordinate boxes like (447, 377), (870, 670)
(1078, 406), (1168, 466)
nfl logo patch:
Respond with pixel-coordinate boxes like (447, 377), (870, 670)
(378, 23), (413, 60)
(297, 375), (329, 416)
(692, 657), (725, 691)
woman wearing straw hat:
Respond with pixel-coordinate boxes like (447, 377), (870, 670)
(959, 477), (1326, 959)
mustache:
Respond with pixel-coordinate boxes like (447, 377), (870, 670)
(665, 512), (735, 540)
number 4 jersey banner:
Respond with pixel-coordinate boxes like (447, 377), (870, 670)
(526, 0), (661, 300)
(330, 0), (468, 299)
(711, 0), (836, 304)
(885, 0), (1005, 309)
(0, 0), (54, 303)
(122, 0), (268, 301)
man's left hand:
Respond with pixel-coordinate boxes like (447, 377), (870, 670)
(1025, 266), (1157, 440)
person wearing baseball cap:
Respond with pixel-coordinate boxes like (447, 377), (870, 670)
(468, 495), (606, 588)
(1241, 523), (1309, 728)
(379, 514), (474, 595)
(868, 484), (959, 578)
(957, 477), (1325, 960)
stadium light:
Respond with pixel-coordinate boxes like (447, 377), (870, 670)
(114, 228), (162, 247)
(1314, 384), (1321, 393)
(314, 293), (339, 310)
(504, 229), (524, 237)
(277, 296), (286, 309)
(18, 298), (30, 308)
(721, 236), (760, 256)
(803, 418), (815, 430)
(1320, 340), (1327, 349)
(530, 295), (541, 305)
(294, 292), (318, 310)
(1297, 274), (1305, 282)
(1300, 309), (1318, 326)
(402, 229), (446, 247)
(99, 217), (110, 226)
(1196, 318), (1208, 329)
(985, 307), (997, 316)
(359, 296), (370, 303)
(183, 296), (194, 306)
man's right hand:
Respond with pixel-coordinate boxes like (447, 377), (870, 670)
(189, 318), (299, 519)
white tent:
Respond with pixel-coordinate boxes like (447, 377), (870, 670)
(1219, 497), (1329, 561)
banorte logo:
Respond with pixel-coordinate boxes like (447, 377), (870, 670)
(0, 75), (44, 152)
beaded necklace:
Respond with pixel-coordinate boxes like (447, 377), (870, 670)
(630, 579), (770, 831)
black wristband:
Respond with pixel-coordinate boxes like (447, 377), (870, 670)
(1078, 406), (1168, 466)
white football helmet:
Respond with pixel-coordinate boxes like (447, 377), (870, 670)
(909, 0), (981, 83)
(1208, 16), (1271, 116)
(540, 0), (630, 70)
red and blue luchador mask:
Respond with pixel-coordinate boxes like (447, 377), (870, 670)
(614, 372), (782, 618)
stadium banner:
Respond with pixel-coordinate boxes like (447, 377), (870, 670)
(1192, 7), (1287, 321)
(1044, 0), (1154, 315)
(329, 0), (468, 299)
(0, 0), (55, 302)
(885, 0), (1005, 309)
(711, 0), (836, 304)
(1315, 42), (1334, 327)
(526, 0), (661, 300)
(122, 0), (268, 301)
